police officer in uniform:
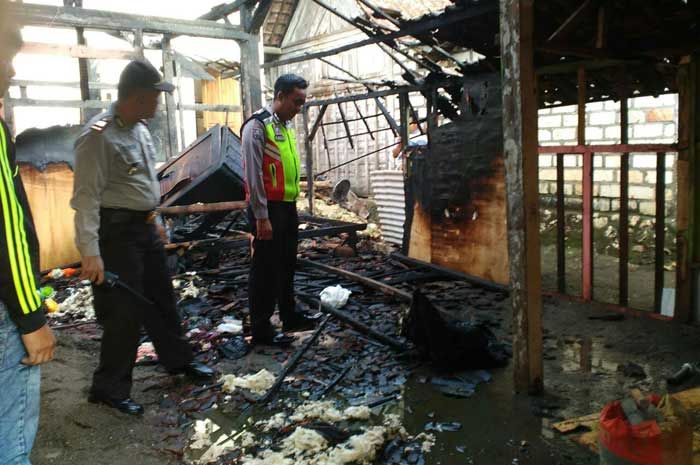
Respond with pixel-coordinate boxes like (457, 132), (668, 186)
(71, 60), (212, 415)
(241, 74), (317, 345)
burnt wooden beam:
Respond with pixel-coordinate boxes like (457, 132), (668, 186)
(261, 2), (496, 69)
(320, 123), (332, 170)
(10, 2), (252, 40)
(351, 99), (374, 140)
(298, 258), (413, 302)
(258, 314), (331, 404)
(296, 293), (407, 351)
(546, 0), (595, 43)
(357, 0), (401, 27)
(399, 92), (410, 151)
(501, 0), (543, 395)
(247, 0), (272, 34)
(390, 253), (508, 292)
(157, 201), (248, 216)
(374, 96), (400, 137)
(308, 105), (328, 142)
(536, 58), (644, 76)
(199, 0), (251, 21)
(336, 99), (355, 150)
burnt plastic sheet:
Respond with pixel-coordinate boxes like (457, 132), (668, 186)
(15, 125), (83, 170)
(402, 289), (509, 371)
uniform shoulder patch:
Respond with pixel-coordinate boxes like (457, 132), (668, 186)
(90, 116), (112, 133)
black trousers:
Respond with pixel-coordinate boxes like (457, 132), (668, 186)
(91, 209), (192, 400)
(248, 201), (298, 338)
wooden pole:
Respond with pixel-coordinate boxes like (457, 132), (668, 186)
(676, 58), (695, 321)
(157, 201), (248, 216)
(302, 107), (315, 215)
(161, 37), (179, 158)
(500, 0), (543, 395)
(239, 4), (262, 120)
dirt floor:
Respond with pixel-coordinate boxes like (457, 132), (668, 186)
(30, 278), (700, 465)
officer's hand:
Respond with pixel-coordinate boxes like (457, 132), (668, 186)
(21, 324), (56, 366)
(81, 255), (105, 285)
(256, 219), (273, 241)
(155, 223), (169, 244)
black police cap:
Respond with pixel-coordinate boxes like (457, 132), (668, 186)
(118, 60), (175, 94)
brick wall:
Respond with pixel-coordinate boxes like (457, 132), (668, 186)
(538, 94), (678, 217)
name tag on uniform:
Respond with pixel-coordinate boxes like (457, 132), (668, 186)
(273, 124), (284, 141)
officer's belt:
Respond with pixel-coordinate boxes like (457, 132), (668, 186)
(100, 208), (157, 225)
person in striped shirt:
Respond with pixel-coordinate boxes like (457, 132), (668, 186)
(0, 10), (56, 464)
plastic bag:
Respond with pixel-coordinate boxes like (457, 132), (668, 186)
(216, 317), (243, 335)
(320, 285), (351, 309)
(599, 395), (692, 465)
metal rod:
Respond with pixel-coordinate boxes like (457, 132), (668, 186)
(314, 133), (424, 178)
(619, 98), (630, 306)
(582, 151), (594, 301)
(556, 153), (566, 293)
(538, 144), (678, 154)
(654, 152), (667, 313)
(325, 126), (393, 142)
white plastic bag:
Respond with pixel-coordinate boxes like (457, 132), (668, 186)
(216, 317), (243, 335)
(319, 285), (352, 309)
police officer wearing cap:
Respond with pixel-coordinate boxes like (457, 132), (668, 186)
(71, 60), (213, 416)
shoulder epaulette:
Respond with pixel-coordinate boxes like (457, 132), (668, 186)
(90, 116), (112, 133)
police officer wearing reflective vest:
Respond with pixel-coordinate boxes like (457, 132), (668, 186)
(71, 60), (212, 416)
(0, 17), (56, 463)
(241, 74), (317, 345)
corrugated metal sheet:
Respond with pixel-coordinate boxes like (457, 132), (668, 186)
(370, 170), (405, 245)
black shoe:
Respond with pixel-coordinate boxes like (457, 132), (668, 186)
(182, 362), (215, 380)
(282, 313), (318, 333)
(88, 394), (144, 416)
(251, 332), (295, 347)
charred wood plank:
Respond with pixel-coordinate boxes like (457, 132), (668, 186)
(296, 292), (407, 351)
(390, 253), (507, 292)
(259, 314), (331, 404)
(298, 258), (413, 302)
(157, 201), (248, 216)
